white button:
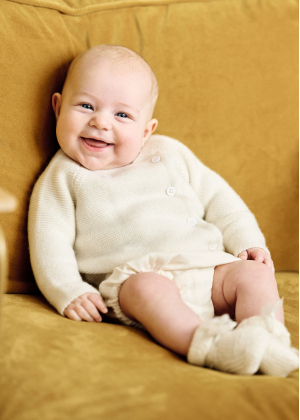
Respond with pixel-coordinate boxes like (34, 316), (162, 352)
(187, 218), (197, 226)
(152, 156), (161, 163)
(209, 242), (218, 251)
(167, 187), (176, 196)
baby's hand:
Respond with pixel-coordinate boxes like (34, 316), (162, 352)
(64, 292), (108, 322)
(238, 248), (274, 272)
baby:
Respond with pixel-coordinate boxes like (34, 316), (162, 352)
(28, 44), (298, 377)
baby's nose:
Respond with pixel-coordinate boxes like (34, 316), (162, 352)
(88, 113), (112, 130)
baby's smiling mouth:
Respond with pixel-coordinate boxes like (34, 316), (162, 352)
(81, 137), (113, 149)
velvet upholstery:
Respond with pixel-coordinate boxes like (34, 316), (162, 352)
(0, 0), (298, 293)
(0, 272), (298, 419)
(0, 0), (298, 418)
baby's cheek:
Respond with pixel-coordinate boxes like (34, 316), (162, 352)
(120, 137), (142, 155)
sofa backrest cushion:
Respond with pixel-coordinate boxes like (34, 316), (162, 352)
(1, 0), (298, 293)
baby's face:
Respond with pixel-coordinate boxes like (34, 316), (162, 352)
(52, 59), (157, 170)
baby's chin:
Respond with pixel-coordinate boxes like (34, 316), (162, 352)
(72, 153), (132, 171)
(77, 157), (112, 171)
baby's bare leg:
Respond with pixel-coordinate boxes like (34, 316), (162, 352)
(212, 260), (284, 324)
(119, 272), (201, 356)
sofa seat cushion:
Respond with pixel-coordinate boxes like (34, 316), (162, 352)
(0, 272), (298, 420)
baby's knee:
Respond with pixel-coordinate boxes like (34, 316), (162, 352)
(249, 260), (275, 279)
(239, 260), (277, 290)
(120, 272), (179, 303)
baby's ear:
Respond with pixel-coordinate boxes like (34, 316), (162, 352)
(52, 93), (62, 121)
(143, 119), (158, 144)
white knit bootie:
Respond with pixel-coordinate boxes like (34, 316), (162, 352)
(187, 314), (270, 375)
(237, 300), (299, 377)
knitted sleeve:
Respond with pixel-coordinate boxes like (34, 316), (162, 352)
(28, 151), (100, 316)
(172, 138), (269, 257)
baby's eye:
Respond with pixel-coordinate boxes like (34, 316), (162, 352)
(116, 112), (128, 118)
(81, 104), (93, 110)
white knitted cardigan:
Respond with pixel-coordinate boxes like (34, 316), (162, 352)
(28, 135), (268, 315)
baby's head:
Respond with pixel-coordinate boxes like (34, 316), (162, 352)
(52, 45), (158, 170)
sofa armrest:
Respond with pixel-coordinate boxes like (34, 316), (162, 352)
(0, 189), (17, 325)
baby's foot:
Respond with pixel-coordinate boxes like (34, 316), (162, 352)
(187, 315), (270, 375)
(259, 335), (299, 377)
(237, 300), (299, 377)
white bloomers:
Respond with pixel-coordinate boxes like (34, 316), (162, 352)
(99, 251), (239, 329)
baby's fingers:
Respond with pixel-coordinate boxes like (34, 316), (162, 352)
(238, 250), (248, 260)
(262, 253), (275, 272)
(64, 306), (94, 322)
(64, 293), (108, 322)
(249, 248), (275, 272)
(80, 299), (104, 322)
(88, 294), (108, 315)
(251, 249), (265, 263)
(64, 308), (82, 321)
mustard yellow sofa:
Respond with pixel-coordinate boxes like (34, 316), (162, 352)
(0, 0), (298, 419)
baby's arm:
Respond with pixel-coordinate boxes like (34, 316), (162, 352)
(174, 139), (270, 257)
(28, 152), (103, 316)
(64, 292), (108, 322)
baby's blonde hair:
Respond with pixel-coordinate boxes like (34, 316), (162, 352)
(65, 44), (159, 111)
